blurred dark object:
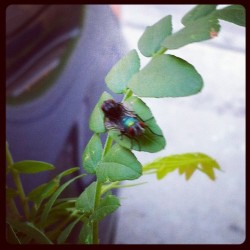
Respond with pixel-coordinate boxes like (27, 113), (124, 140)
(6, 4), (126, 244)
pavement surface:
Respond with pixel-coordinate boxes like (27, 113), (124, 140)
(113, 5), (245, 244)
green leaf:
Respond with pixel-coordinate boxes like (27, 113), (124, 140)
(128, 54), (203, 97)
(143, 153), (221, 180)
(82, 134), (103, 174)
(162, 15), (220, 50)
(76, 181), (97, 212)
(108, 96), (166, 152)
(138, 15), (172, 57)
(214, 5), (245, 27)
(181, 5), (218, 26)
(56, 167), (80, 179)
(89, 91), (113, 133)
(6, 223), (21, 244)
(6, 219), (52, 244)
(78, 220), (93, 244)
(96, 144), (142, 183)
(105, 49), (140, 93)
(57, 215), (84, 244)
(11, 160), (54, 174)
(28, 180), (59, 206)
(39, 174), (85, 227)
(91, 194), (120, 222)
(28, 167), (79, 206)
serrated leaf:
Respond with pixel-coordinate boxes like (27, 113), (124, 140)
(214, 5), (245, 27)
(143, 153), (221, 181)
(107, 96), (166, 152)
(6, 219), (52, 244)
(91, 194), (120, 222)
(11, 160), (54, 174)
(39, 174), (85, 227)
(138, 15), (172, 57)
(89, 92), (113, 133)
(96, 144), (142, 183)
(105, 49), (140, 93)
(128, 54), (203, 97)
(76, 181), (97, 212)
(82, 134), (102, 174)
(162, 15), (220, 50)
(181, 5), (218, 26)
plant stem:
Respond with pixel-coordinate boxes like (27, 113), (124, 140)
(6, 143), (30, 220)
(102, 135), (113, 158)
(92, 133), (114, 244)
(153, 47), (167, 57)
(92, 181), (102, 244)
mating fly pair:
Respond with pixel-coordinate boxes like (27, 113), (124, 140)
(101, 99), (162, 151)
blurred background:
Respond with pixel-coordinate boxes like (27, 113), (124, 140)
(6, 4), (245, 244)
(114, 5), (245, 244)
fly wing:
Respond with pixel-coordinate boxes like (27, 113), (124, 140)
(104, 119), (125, 132)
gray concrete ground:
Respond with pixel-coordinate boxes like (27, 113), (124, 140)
(114, 5), (245, 244)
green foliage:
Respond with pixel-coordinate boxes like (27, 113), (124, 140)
(28, 167), (80, 206)
(76, 181), (97, 212)
(6, 4), (243, 244)
(181, 5), (218, 26)
(138, 15), (172, 57)
(214, 5), (245, 27)
(143, 153), (221, 180)
(57, 215), (85, 244)
(108, 96), (166, 152)
(39, 173), (85, 228)
(128, 54), (203, 97)
(162, 15), (220, 49)
(91, 194), (120, 221)
(89, 91), (113, 133)
(11, 160), (54, 174)
(6, 219), (52, 244)
(83, 134), (103, 174)
(96, 144), (142, 182)
(105, 49), (140, 93)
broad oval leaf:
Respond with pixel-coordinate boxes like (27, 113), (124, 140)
(91, 194), (120, 222)
(143, 152), (221, 181)
(108, 96), (166, 152)
(162, 15), (220, 50)
(214, 5), (245, 27)
(128, 54), (203, 97)
(181, 5), (217, 26)
(138, 15), (172, 57)
(12, 160), (54, 174)
(83, 134), (103, 174)
(89, 91), (113, 133)
(105, 49), (140, 93)
(76, 181), (97, 212)
(96, 144), (142, 183)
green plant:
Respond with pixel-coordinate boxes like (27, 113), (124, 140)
(6, 5), (245, 244)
